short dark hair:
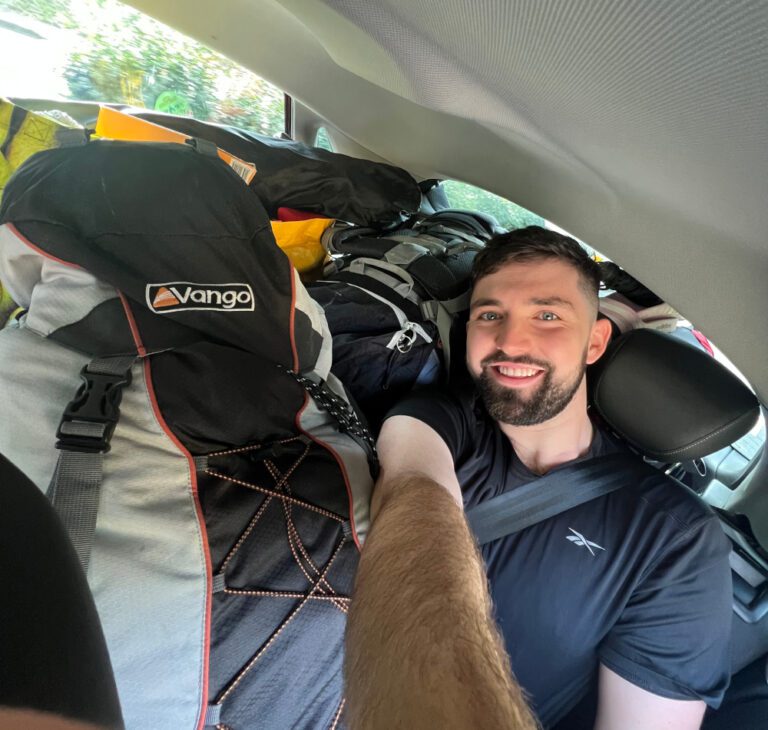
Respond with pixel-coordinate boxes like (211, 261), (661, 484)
(472, 226), (600, 307)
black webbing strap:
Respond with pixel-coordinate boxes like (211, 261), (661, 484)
(279, 366), (379, 480)
(49, 356), (135, 572)
(466, 452), (657, 546)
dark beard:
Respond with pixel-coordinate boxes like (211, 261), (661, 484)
(473, 353), (586, 426)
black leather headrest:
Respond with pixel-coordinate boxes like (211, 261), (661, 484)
(590, 329), (760, 461)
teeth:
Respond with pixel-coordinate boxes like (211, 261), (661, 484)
(497, 366), (540, 377)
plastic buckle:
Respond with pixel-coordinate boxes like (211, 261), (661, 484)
(185, 137), (219, 158)
(55, 364), (133, 453)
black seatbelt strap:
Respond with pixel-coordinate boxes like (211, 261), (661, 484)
(466, 452), (658, 546)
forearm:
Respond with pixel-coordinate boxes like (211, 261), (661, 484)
(345, 475), (538, 729)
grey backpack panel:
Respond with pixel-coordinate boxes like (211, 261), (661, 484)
(0, 325), (209, 729)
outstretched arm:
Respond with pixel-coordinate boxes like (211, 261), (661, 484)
(344, 416), (538, 729)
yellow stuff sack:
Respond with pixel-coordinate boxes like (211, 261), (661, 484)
(0, 99), (86, 204)
(270, 218), (333, 273)
(0, 100), (87, 324)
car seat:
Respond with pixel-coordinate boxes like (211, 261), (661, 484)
(0, 453), (123, 728)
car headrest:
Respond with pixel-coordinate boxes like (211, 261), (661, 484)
(590, 329), (760, 462)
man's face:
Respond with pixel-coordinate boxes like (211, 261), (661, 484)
(466, 258), (609, 426)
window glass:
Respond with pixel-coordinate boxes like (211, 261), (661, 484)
(0, 0), (285, 135)
(315, 126), (333, 151)
(441, 180), (545, 230)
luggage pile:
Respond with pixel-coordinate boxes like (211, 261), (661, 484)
(101, 106), (421, 227)
(308, 209), (503, 428)
(0, 140), (376, 729)
(99, 106), (501, 429)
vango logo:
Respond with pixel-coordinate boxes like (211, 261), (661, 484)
(146, 282), (255, 313)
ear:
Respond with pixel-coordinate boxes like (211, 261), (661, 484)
(586, 317), (613, 365)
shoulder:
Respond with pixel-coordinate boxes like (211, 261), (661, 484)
(384, 386), (483, 460)
(623, 461), (724, 542)
(386, 385), (475, 425)
(589, 426), (723, 542)
(590, 455), (732, 611)
(568, 438), (732, 591)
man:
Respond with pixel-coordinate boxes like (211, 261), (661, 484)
(345, 227), (731, 729)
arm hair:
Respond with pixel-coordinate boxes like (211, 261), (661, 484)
(345, 473), (539, 729)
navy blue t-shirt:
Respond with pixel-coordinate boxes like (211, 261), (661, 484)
(388, 389), (732, 728)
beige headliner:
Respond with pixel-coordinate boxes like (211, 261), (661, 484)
(127, 0), (768, 406)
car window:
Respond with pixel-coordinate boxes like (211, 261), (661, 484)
(315, 127), (334, 151)
(0, 0), (285, 136)
(441, 180), (545, 230)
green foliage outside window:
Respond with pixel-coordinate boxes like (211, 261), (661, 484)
(1, 0), (285, 136)
(441, 180), (544, 231)
(0, 0), (77, 27)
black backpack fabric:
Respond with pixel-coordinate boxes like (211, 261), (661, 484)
(128, 109), (421, 226)
(307, 210), (500, 428)
(0, 140), (374, 729)
(308, 276), (440, 430)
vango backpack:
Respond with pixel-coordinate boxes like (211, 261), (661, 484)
(0, 140), (374, 729)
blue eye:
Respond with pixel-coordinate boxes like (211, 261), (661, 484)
(479, 311), (502, 321)
(538, 311), (559, 321)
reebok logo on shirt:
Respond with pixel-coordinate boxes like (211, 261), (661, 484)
(566, 528), (605, 556)
(146, 282), (255, 313)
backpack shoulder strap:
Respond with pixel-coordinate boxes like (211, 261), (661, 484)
(49, 355), (136, 571)
(466, 452), (657, 546)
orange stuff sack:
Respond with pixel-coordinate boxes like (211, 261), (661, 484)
(95, 107), (257, 185)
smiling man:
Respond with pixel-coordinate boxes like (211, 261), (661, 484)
(346, 227), (732, 729)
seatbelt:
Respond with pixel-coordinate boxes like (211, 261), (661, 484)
(49, 356), (136, 572)
(466, 452), (658, 546)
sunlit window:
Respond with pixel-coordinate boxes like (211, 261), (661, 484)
(315, 126), (333, 151)
(0, 0), (285, 136)
(441, 180), (544, 230)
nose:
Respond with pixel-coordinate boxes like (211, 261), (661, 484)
(495, 316), (532, 355)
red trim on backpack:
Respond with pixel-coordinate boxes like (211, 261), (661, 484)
(5, 222), (84, 269)
(118, 292), (213, 730)
(117, 294), (147, 358)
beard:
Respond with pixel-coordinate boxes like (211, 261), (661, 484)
(473, 351), (587, 426)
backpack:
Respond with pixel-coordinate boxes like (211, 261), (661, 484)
(0, 140), (374, 730)
(120, 108), (422, 226)
(307, 210), (498, 428)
